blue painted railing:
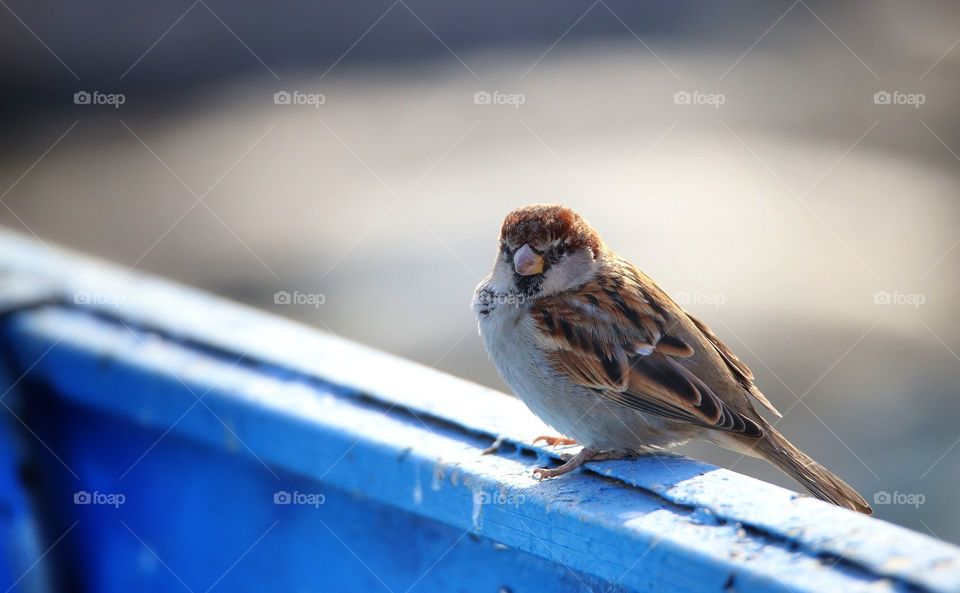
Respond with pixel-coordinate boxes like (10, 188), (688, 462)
(0, 229), (958, 593)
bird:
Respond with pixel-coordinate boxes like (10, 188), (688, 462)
(471, 203), (871, 514)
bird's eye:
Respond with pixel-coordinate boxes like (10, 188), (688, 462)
(544, 242), (567, 264)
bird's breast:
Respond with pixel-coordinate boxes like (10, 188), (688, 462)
(475, 298), (692, 452)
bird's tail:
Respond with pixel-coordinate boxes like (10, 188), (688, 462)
(755, 427), (872, 514)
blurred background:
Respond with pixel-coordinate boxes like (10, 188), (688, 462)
(2, 0), (959, 541)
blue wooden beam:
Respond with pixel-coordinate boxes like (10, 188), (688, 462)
(0, 228), (959, 592)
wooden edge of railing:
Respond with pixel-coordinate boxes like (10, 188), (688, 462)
(0, 228), (958, 593)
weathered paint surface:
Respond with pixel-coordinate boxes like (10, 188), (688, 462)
(0, 229), (959, 592)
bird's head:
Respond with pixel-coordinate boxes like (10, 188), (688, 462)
(491, 204), (603, 300)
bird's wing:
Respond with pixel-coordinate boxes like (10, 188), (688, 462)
(685, 312), (782, 417)
(532, 265), (764, 438)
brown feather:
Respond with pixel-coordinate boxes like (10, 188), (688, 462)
(533, 268), (765, 438)
(686, 313), (782, 417)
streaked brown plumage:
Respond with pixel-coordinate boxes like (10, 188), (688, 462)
(473, 204), (871, 514)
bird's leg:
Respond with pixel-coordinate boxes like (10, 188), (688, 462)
(533, 435), (579, 447)
(533, 448), (625, 480)
(481, 435), (506, 455)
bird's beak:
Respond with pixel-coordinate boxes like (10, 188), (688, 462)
(514, 244), (544, 276)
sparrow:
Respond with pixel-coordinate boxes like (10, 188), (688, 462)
(471, 204), (871, 514)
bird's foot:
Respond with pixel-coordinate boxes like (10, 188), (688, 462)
(532, 435), (579, 447)
(533, 448), (625, 480)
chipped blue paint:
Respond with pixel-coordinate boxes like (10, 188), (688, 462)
(0, 229), (959, 593)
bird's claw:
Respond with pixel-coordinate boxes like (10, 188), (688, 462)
(532, 435), (579, 447)
(532, 448), (626, 480)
